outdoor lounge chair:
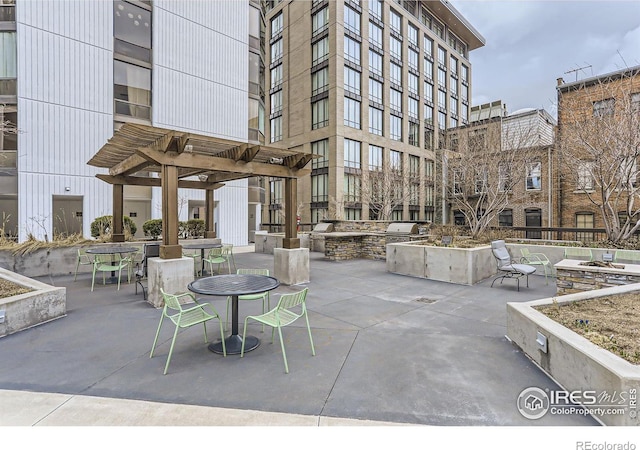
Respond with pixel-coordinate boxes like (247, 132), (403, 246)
(491, 240), (536, 291)
(135, 243), (160, 300)
(563, 247), (593, 261)
(613, 249), (640, 264)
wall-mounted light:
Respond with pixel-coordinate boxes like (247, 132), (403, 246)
(65, 186), (71, 192)
(198, 174), (208, 182)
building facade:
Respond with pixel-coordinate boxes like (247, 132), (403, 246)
(263, 0), (484, 227)
(0, 0), (265, 245)
(556, 65), (640, 241)
(444, 101), (557, 233)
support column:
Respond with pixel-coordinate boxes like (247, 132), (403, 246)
(112, 183), (125, 242)
(283, 177), (299, 249)
(160, 164), (182, 259)
(205, 189), (216, 239)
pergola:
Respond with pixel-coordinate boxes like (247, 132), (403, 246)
(88, 123), (313, 259)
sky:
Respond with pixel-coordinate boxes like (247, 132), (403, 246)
(452, 0), (640, 119)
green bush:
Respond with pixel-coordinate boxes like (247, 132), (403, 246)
(184, 219), (205, 238)
(90, 215), (137, 239)
(143, 219), (163, 239)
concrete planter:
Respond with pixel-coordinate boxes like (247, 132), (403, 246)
(507, 284), (640, 426)
(254, 232), (311, 255)
(386, 240), (495, 285)
(0, 267), (66, 338)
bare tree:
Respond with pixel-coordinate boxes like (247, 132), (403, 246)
(559, 70), (640, 241)
(360, 165), (416, 221)
(445, 120), (540, 238)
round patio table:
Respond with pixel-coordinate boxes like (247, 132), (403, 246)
(86, 246), (138, 284)
(188, 274), (280, 355)
(182, 243), (222, 276)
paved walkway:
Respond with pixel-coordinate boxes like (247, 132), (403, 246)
(0, 247), (598, 427)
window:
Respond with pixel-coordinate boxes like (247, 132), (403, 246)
(408, 24), (418, 46)
(424, 58), (434, 80)
(450, 76), (458, 96)
(461, 83), (468, 102)
(344, 67), (361, 96)
(408, 49), (419, 71)
(311, 208), (328, 224)
(369, 145), (383, 170)
(369, 49), (383, 76)
(271, 64), (283, 88)
(425, 185), (434, 208)
(453, 168), (463, 195)
(424, 127), (434, 150)
(344, 139), (361, 169)
(408, 97), (418, 120)
(312, 139), (329, 169)
(344, 36), (361, 65)
(390, 88), (402, 113)
(271, 12), (283, 36)
(344, 98), (361, 129)
(593, 98), (615, 117)
(369, 22), (383, 49)
(0, 104), (17, 169)
(312, 67), (329, 96)
(311, 173), (328, 202)
(424, 104), (434, 126)
(344, 5), (360, 34)
(270, 115), (282, 142)
(450, 55), (458, 75)
(114, 60), (151, 120)
(390, 150), (402, 171)
(312, 36), (329, 65)
(438, 111), (446, 131)
(390, 115), (402, 141)
(390, 62), (402, 86)
(369, 106), (383, 135)
(344, 206), (362, 220)
(409, 122), (419, 147)
(0, 0), (15, 22)
(437, 46), (446, 65)
(390, 9), (401, 34)
(475, 166), (488, 194)
(438, 67), (446, 89)
(312, 7), (328, 36)
(438, 89), (446, 109)
(270, 90), (282, 115)
(576, 212), (594, 242)
(526, 162), (542, 190)
(469, 128), (486, 149)
(312, 98), (329, 129)
(450, 97), (458, 116)
(390, 36), (402, 60)
(271, 38), (283, 62)
(0, 31), (17, 96)
(408, 73), (418, 96)
(369, 0), (382, 21)
(619, 157), (638, 188)
(499, 209), (513, 227)
(461, 64), (468, 82)
(498, 163), (511, 192)
(369, 78), (383, 104)
(423, 35), (433, 58)
(114, 1), (152, 62)
(424, 80), (433, 103)
(577, 161), (594, 191)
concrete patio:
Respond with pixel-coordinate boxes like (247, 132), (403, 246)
(0, 248), (598, 426)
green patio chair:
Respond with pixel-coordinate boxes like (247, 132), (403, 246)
(226, 268), (271, 331)
(91, 254), (129, 292)
(613, 249), (640, 264)
(241, 288), (315, 374)
(203, 245), (232, 275)
(563, 247), (594, 261)
(150, 289), (226, 375)
(183, 249), (202, 277)
(520, 248), (554, 284)
(222, 243), (237, 273)
(74, 248), (94, 281)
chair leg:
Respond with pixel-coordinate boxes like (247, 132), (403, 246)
(164, 324), (180, 375)
(304, 312), (316, 356)
(74, 261), (80, 281)
(217, 319), (226, 357)
(150, 316), (164, 358)
(276, 326), (289, 374)
(202, 322), (208, 344)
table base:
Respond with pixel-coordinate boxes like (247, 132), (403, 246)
(209, 334), (260, 355)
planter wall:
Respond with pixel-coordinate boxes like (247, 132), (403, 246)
(0, 267), (66, 338)
(507, 284), (640, 426)
(386, 241), (496, 285)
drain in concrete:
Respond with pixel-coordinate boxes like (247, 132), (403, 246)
(414, 297), (437, 304)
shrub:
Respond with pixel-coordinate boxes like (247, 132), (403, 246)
(90, 215), (137, 239)
(184, 219), (205, 238)
(143, 219), (163, 239)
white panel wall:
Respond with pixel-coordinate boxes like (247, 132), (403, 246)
(16, 0), (114, 241)
(150, 1), (250, 245)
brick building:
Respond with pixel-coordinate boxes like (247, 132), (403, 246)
(556, 65), (640, 241)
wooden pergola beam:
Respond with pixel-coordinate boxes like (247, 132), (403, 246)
(137, 146), (311, 179)
(283, 153), (314, 169)
(110, 132), (175, 177)
(97, 174), (223, 190)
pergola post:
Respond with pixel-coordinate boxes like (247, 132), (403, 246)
(205, 188), (216, 238)
(112, 183), (125, 242)
(282, 177), (299, 249)
(160, 164), (182, 259)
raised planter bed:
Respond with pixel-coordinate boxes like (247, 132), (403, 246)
(507, 283), (640, 426)
(0, 267), (66, 338)
(555, 259), (640, 295)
